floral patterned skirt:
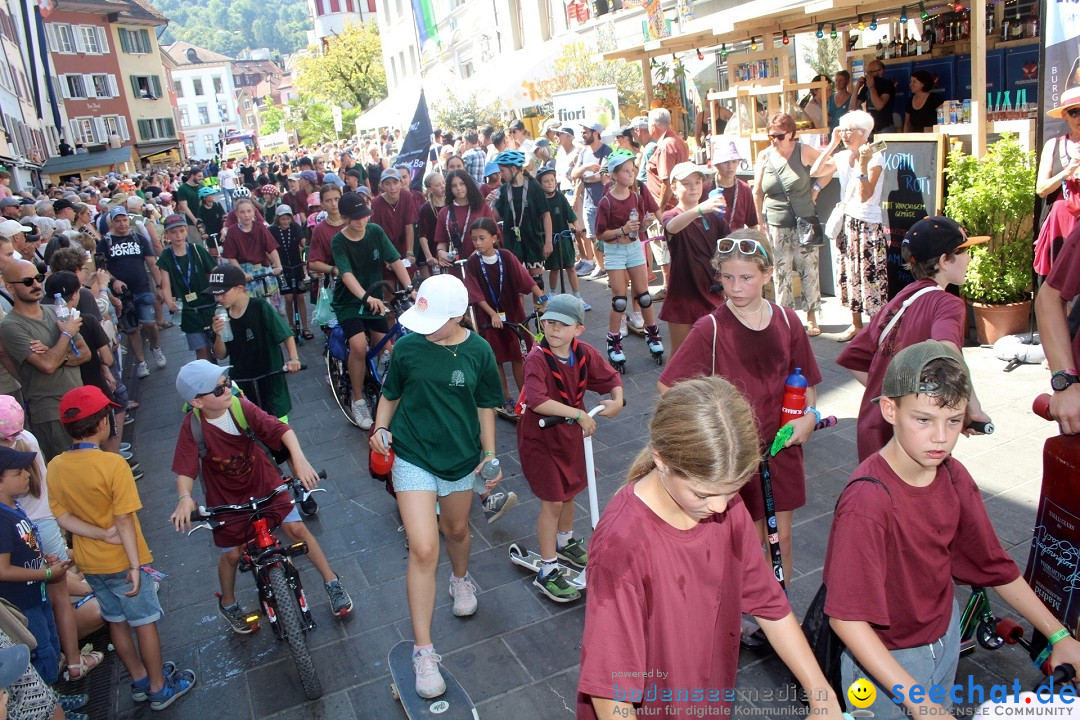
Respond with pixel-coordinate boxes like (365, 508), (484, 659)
(838, 216), (888, 316)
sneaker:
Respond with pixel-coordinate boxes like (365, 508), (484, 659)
(120, 450), (133, 460)
(573, 260), (586, 273)
(58, 694), (89, 712)
(582, 299), (591, 311)
(325, 574), (353, 617)
(588, 266), (607, 279)
(148, 669), (196, 711)
(448, 574), (478, 617)
(495, 400), (519, 422)
(351, 399), (373, 429)
(482, 491), (517, 524)
(619, 315), (628, 338)
(575, 260), (595, 277)
(127, 460), (141, 471)
(131, 663), (178, 703)
(124, 413), (135, 426)
(218, 600), (256, 634)
(557, 538), (588, 568)
(136, 361), (150, 379)
(629, 312), (644, 332)
(412, 650), (446, 699)
(533, 567), (581, 603)
(119, 442), (131, 452)
(152, 347), (167, 369)
(131, 469), (144, 482)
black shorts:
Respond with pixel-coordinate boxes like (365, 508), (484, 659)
(279, 267), (308, 295)
(340, 316), (390, 341)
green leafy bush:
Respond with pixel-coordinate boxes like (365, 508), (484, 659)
(944, 133), (1035, 305)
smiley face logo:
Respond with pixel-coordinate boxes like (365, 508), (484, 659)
(847, 678), (876, 709)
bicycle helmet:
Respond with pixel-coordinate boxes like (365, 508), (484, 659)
(493, 149), (526, 167)
(259, 184), (280, 198)
(197, 186), (219, 199)
(232, 186), (252, 199)
(607, 148), (637, 173)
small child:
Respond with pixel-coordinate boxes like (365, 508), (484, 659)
(169, 360), (353, 634)
(209, 263), (301, 422)
(594, 150), (665, 367)
(659, 229), (822, 597)
(48, 386), (195, 710)
(577, 376), (843, 718)
(492, 150), (552, 292)
(536, 167), (587, 308)
(157, 214), (218, 361)
(518, 295), (622, 602)
(837, 216), (991, 461)
(268, 204), (311, 340)
(463, 217), (547, 420)
(195, 186), (225, 257)
(823, 341), (1080, 719)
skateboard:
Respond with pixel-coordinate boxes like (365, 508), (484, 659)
(388, 641), (479, 719)
(508, 542), (586, 590)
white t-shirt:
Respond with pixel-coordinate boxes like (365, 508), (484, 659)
(218, 168), (238, 190)
(12, 430), (50, 522)
(835, 149), (885, 225)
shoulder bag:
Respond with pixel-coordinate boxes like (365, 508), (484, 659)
(767, 147), (824, 247)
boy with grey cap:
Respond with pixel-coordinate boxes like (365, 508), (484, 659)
(822, 341), (1080, 720)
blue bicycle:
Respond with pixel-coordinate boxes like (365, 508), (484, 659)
(324, 281), (413, 428)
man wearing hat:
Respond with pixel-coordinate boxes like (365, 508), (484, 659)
(0, 197), (22, 221)
(0, 219), (35, 262)
(52, 199), (76, 224)
(506, 119), (528, 150)
(0, 259), (88, 460)
(570, 121), (612, 278)
(837, 216), (990, 460)
(157, 214), (218, 360)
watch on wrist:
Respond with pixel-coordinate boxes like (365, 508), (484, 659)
(1051, 370), (1080, 392)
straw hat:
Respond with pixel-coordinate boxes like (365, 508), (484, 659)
(1047, 87), (1080, 119)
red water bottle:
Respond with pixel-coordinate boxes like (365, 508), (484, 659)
(779, 368), (808, 426)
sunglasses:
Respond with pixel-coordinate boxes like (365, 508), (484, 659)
(768, 132), (788, 140)
(717, 238), (770, 262)
(1067, 108), (1080, 118)
(12, 274), (45, 287)
(196, 382), (231, 398)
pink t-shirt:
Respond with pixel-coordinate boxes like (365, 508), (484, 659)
(836, 279), (966, 461)
(823, 455), (1019, 649)
(595, 190), (659, 240)
(577, 484), (790, 718)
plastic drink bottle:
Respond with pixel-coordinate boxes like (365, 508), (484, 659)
(779, 368), (808, 426)
(628, 208), (639, 240)
(214, 306), (233, 342)
(473, 457), (500, 493)
(709, 187), (728, 219)
(53, 293), (69, 321)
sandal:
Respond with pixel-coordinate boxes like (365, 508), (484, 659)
(65, 649), (105, 681)
(836, 326), (861, 343)
(806, 324), (822, 337)
(302, 330), (314, 340)
(157, 321), (174, 330)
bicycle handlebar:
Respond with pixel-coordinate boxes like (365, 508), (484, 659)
(189, 471), (327, 523)
(538, 400), (626, 428)
(1034, 394), (1053, 421)
(230, 364), (307, 384)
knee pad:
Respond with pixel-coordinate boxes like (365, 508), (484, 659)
(636, 291), (653, 308)
(612, 295), (628, 313)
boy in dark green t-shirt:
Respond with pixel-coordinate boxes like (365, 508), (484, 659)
(330, 193), (414, 429)
(537, 167), (587, 308)
(158, 214), (217, 360)
(208, 264), (301, 421)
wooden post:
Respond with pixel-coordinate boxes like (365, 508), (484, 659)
(642, 57), (654, 108)
(971, 0), (987, 157)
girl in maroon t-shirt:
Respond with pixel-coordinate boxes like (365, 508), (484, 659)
(435, 170), (496, 266)
(462, 218), (545, 417)
(577, 376), (843, 719)
(417, 172), (446, 278)
(661, 164), (730, 353)
(658, 229), (823, 590)
(221, 198), (283, 307)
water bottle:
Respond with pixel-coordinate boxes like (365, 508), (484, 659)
(779, 368), (808, 427)
(214, 306), (233, 342)
(473, 457), (500, 493)
(628, 208), (639, 241)
(709, 187), (728, 220)
(376, 349), (391, 379)
(53, 293), (69, 321)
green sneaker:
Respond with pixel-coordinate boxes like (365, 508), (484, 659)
(556, 538), (587, 569)
(533, 567), (581, 603)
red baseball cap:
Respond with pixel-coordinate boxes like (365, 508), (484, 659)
(59, 386), (120, 423)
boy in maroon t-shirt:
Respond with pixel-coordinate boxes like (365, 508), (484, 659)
(837, 216), (991, 460)
(1035, 222), (1080, 433)
(823, 341), (1080, 720)
(370, 169), (419, 285)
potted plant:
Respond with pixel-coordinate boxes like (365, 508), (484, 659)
(944, 133), (1036, 344)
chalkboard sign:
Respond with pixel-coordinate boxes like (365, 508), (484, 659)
(875, 133), (945, 298)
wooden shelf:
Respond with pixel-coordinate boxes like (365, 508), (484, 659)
(993, 36), (1039, 49)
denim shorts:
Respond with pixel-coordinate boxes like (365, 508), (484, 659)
(85, 568), (164, 627)
(392, 455), (473, 497)
(602, 240), (647, 271)
(583, 204), (599, 238)
(133, 290), (156, 325)
(218, 506), (302, 554)
(186, 329), (211, 351)
(34, 516), (69, 561)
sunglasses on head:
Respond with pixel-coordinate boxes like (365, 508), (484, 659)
(196, 382), (231, 399)
(716, 238), (770, 262)
(1067, 108), (1080, 118)
(12, 274), (45, 287)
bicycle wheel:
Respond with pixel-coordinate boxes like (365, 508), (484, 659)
(325, 347), (358, 427)
(268, 565), (322, 700)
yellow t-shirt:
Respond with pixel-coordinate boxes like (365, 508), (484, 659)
(47, 449), (152, 574)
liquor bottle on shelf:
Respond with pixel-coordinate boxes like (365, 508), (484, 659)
(961, 11), (970, 40)
(1009, 6), (1023, 38)
(877, 37), (886, 59)
(906, 28), (917, 56)
(1025, 13), (1037, 38)
(986, 10), (994, 36)
(1000, 9), (1010, 40)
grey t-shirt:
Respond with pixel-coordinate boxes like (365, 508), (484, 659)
(0, 299), (21, 396)
(0, 306), (82, 422)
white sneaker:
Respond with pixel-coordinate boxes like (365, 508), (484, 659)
(351, 400), (373, 429)
(629, 312), (644, 332)
(449, 574), (478, 617)
(412, 650), (446, 699)
(575, 260), (595, 277)
(136, 362), (150, 379)
(619, 315), (628, 338)
(152, 347), (167, 369)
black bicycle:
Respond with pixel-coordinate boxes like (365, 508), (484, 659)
(188, 474), (326, 700)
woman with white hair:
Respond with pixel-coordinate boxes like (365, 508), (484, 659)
(810, 110), (887, 342)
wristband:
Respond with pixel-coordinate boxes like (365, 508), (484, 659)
(805, 406), (822, 425)
(696, 206), (704, 217)
(1048, 628), (1071, 645)
(178, 494), (190, 502)
(812, 182), (822, 192)
(44, 567), (51, 581)
(289, 357), (299, 362)
(483, 451), (495, 458)
(575, 410), (582, 423)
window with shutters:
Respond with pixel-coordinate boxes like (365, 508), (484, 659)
(71, 117), (95, 144)
(80, 26), (103, 54)
(51, 24), (75, 53)
(63, 74), (87, 99)
(91, 75), (112, 98)
(118, 27), (151, 54)
(138, 117), (177, 141)
(131, 75), (161, 99)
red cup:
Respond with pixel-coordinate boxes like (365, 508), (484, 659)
(370, 447), (395, 475)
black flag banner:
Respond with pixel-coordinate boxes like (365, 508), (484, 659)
(395, 91), (433, 193)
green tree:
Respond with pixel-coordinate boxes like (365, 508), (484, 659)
(533, 42), (645, 122)
(296, 23), (387, 111)
(155, 0), (309, 58)
(432, 94), (506, 133)
(802, 37), (843, 78)
(285, 95), (363, 145)
(259, 105), (286, 133)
